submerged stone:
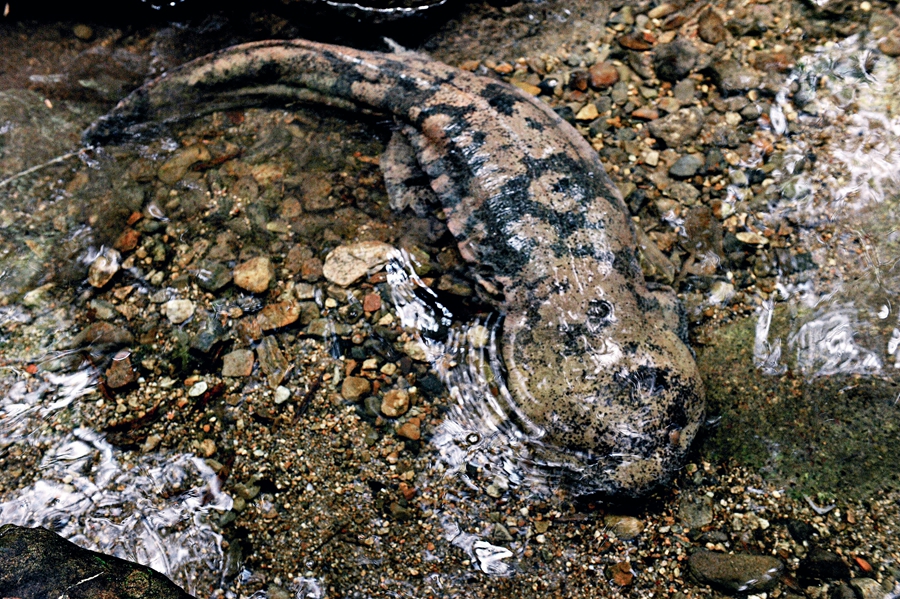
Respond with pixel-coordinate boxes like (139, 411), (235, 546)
(0, 524), (193, 599)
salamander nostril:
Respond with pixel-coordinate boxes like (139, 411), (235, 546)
(587, 299), (613, 328)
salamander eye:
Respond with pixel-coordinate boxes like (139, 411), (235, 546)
(587, 299), (614, 329)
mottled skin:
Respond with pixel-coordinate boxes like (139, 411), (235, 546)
(84, 39), (705, 497)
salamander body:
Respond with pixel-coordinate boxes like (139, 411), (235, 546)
(84, 39), (704, 498)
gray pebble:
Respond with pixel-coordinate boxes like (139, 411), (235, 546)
(669, 154), (704, 178)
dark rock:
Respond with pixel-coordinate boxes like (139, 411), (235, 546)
(831, 583), (857, 599)
(799, 548), (851, 582)
(195, 260), (232, 291)
(654, 40), (698, 82)
(704, 148), (727, 173)
(669, 154), (704, 178)
(0, 524), (192, 599)
(553, 105), (575, 123)
(689, 550), (784, 593)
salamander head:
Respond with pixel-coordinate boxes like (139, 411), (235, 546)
(500, 258), (705, 498)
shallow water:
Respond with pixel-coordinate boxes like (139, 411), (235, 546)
(0, 4), (899, 599)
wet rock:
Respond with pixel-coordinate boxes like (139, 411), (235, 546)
(65, 322), (134, 349)
(196, 261), (232, 291)
(603, 515), (644, 540)
(799, 548), (851, 582)
(588, 61), (619, 89)
(673, 79), (696, 103)
(712, 61), (762, 94)
(653, 40), (698, 83)
(880, 32), (900, 57)
(363, 293), (382, 312)
(323, 241), (395, 287)
(72, 24), (94, 40)
(618, 31), (653, 51)
(157, 144), (210, 186)
(698, 9), (728, 44)
(105, 353), (136, 389)
(663, 181), (700, 205)
(786, 519), (816, 543)
(114, 227), (141, 252)
(648, 107), (704, 148)
(258, 301), (300, 331)
(164, 299), (195, 324)
(222, 349), (254, 377)
(342, 376), (371, 401)
(306, 318), (352, 337)
(677, 492), (714, 528)
(704, 148), (727, 173)
(257, 336), (289, 388)
(381, 389), (410, 418)
(850, 578), (884, 599)
(233, 256), (274, 293)
(0, 524), (192, 599)
(669, 154), (704, 178)
(688, 550), (783, 593)
(396, 420), (421, 441)
(274, 386), (291, 405)
(87, 248), (120, 288)
(299, 177), (336, 212)
(575, 103), (599, 121)
(199, 438), (216, 458)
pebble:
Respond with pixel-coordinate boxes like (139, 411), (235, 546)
(850, 578), (884, 599)
(677, 492), (714, 528)
(258, 301), (300, 331)
(588, 61), (619, 89)
(341, 376), (372, 402)
(222, 349), (254, 377)
(735, 231), (769, 245)
(306, 318), (352, 337)
(188, 380), (208, 397)
(648, 107), (705, 148)
(363, 293), (381, 312)
(234, 257), (274, 294)
(663, 181), (700, 205)
(157, 145), (210, 186)
(381, 389), (410, 418)
(798, 548), (850, 582)
(603, 515), (644, 540)
(105, 354), (136, 389)
(164, 299), (195, 324)
(114, 228), (140, 252)
(396, 421), (421, 441)
(273, 386), (291, 405)
(196, 261), (232, 291)
(322, 241), (395, 287)
(688, 551), (784, 593)
(66, 322), (134, 349)
(653, 40), (698, 82)
(880, 32), (900, 57)
(714, 62), (762, 94)
(575, 103), (599, 121)
(88, 249), (120, 288)
(698, 9), (728, 44)
(198, 438), (216, 458)
(72, 24), (94, 40)
(669, 154), (704, 178)
(257, 336), (289, 388)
